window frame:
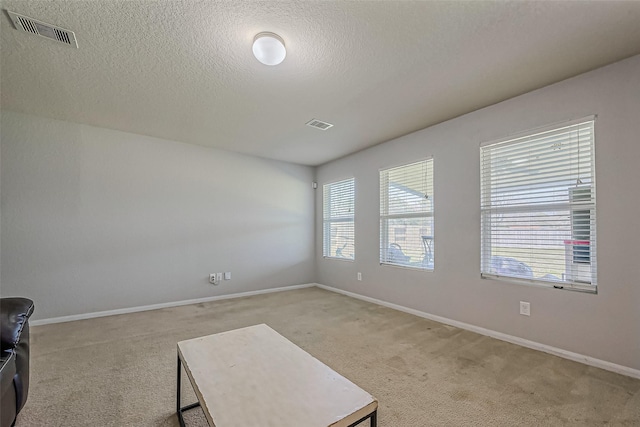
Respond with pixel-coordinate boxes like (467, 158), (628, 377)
(480, 117), (597, 292)
(379, 157), (435, 271)
(322, 177), (356, 261)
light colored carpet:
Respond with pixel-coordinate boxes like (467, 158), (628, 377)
(17, 287), (640, 426)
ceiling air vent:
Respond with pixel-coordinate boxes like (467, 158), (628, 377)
(7, 11), (78, 48)
(306, 119), (334, 131)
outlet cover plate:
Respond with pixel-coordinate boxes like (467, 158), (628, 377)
(520, 301), (531, 316)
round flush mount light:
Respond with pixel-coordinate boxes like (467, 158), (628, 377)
(252, 32), (286, 66)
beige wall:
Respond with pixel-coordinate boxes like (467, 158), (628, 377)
(1, 111), (315, 319)
(316, 55), (640, 371)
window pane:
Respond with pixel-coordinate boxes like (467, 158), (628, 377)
(380, 217), (433, 268)
(386, 161), (430, 215)
(483, 209), (572, 280)
(323, 221), (355, 259)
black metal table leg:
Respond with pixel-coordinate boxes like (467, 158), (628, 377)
(177, 356), (182, 415)
(177, 352), (202, 427)
(347, 409), (377, 427)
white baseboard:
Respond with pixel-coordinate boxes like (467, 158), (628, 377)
(30, 283), (316, 326)
(315, 283), (640, 380)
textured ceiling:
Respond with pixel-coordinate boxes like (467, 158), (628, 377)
(2, 1), (640, 166)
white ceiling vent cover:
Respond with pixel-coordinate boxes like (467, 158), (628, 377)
(306, 119), (334, 131)
(7, 11), (78, 48)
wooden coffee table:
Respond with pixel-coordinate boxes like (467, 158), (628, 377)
(176, 324), (378, 427)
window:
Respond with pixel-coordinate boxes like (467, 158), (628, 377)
(480, 118), (597, 291)
(323, 178), (355, 260)
(380, 159), (434, 270)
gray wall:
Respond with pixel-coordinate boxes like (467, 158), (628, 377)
(1, 111), (315, 320)
(316, 55), (640, 371)
(2, 57), (638, 371)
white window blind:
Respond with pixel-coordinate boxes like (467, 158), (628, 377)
(323, 178), (355, 260)
(380, 159), (434, 270)
(480, 118), (597, 291)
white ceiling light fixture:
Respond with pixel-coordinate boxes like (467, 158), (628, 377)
(252, 32), (286, 66)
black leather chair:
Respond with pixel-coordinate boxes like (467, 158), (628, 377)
(1, 298), (35, 427)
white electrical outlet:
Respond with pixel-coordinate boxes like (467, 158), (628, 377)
(357, 272), (362, 281)
(519, 301), (531, 316)
(209, 274), (217, 285)
(224, 272), (231, 280)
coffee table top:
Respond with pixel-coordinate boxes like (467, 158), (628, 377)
(177, 324), (377, 427)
